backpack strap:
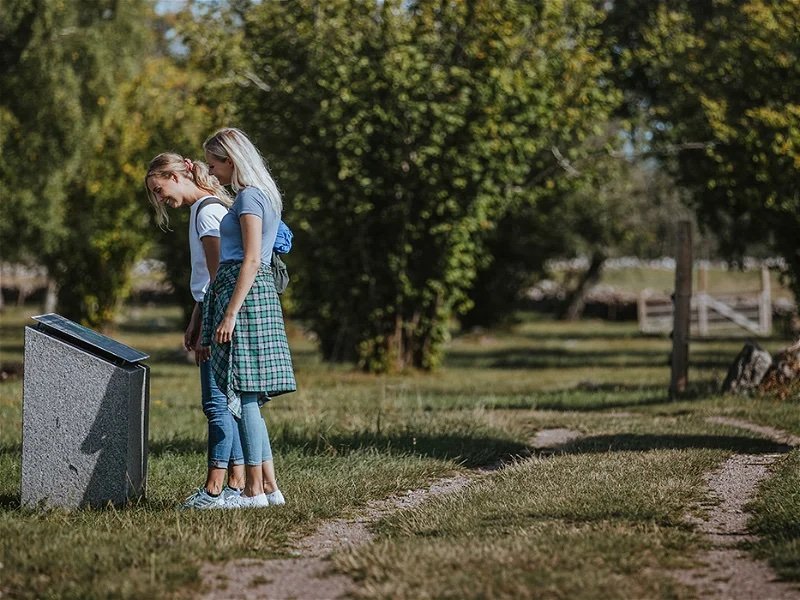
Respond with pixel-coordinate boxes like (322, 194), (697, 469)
(194, 196), (227, 237)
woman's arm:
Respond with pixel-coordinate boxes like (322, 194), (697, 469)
(214, 214), (262, 344)
(201, 235), (221, 283)
(195, 235), (222, 362)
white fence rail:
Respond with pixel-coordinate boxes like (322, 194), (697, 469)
(638, 266), (772, 337)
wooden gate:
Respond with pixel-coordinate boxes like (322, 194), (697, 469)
(638, 265), (772, 336)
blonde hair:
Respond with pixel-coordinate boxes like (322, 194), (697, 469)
(203, 127), (282, 215)
(145, 152), (232, 229)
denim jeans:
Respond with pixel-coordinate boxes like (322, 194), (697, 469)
(237, 392), (274, 465)
(200, 360), (244, 469)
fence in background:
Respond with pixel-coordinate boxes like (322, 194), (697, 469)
(638, 265), (772, 336)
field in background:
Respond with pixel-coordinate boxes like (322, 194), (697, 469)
(2, 305), (800, 598)
(601, 264), (793, 300)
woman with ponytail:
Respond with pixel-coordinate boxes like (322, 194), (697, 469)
(145, 152), (291, 509)
(201, 128), (296, 509)
(146, 153), (245, 508)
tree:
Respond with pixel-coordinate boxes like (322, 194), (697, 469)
(185, 0), (619, 371)
(1, 1), (222, 327)
(462, 123), (691, 327)
(54, 59), (222, 327)
(0, 0), (153, 325)
(605, 0), (800, 296)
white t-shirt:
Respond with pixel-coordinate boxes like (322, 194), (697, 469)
(189, 196), (229, 302)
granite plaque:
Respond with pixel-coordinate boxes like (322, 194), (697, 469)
(21, 315), (149, 508)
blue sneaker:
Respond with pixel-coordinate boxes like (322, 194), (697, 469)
(221, 485), (242, 503)
(181, 487), (225, 510)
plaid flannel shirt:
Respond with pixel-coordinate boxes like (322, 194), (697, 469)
(202, 261), (296, 418)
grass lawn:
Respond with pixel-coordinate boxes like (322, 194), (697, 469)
(1, 304), (800, 598)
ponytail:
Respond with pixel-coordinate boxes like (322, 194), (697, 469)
(145, 152), (232, 229)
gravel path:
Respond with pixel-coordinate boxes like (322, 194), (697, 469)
(200, 427), (582, 599)
(200, 474), (474, 600)
(673, 417), (800, 599)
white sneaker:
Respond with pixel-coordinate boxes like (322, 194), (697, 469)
(223, 492), (269, 509)
(265, 489), (286, 506)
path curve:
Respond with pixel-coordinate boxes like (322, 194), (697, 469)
(673, 417), (800, 599)
(200, 427), (582, 599)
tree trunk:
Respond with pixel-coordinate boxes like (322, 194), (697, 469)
(44, 278), (58, 314)
(559, 252), (605, 321)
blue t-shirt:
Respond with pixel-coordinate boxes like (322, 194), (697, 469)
(220, 187), (281, 265)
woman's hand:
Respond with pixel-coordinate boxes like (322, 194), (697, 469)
(214, 313), (237, 344)
(195, 342), (211, 365)
(184, 324), (199, 352)
(184, 303), (202, 351)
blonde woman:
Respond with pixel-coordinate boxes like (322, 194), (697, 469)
(201, 128), (296, 509)
(145, 153), (247, 508)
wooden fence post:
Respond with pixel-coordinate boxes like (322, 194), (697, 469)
(759, 265), (772, 335)
(670, 221), (692, 399)
(697, 261), (708, 337)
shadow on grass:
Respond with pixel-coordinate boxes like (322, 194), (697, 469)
(444, 347), (734, 371)
(478, 380), (721, 412)
(0, 493), (20, 509)
(445, 347), (670, 370)
(117, 317), (184, 334)
(0, 344), (24, 355)
(517, 329), (647, 342)
(533, 394), (670, 412)
(150, 431), (529, 469)
(558, 433), (790, 455)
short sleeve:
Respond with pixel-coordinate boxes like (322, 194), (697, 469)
(197, 203), (228, 239)
(235, 187), (267, 220)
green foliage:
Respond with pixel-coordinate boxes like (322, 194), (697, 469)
(607, 0), (800, 295)
(0, 0), (145, 261)
(54, 59), (220, 327)
(0, 0), (152, 326)
(463, 124), (691, 327)
(185, 0), (619, 371)
(0, 2), (226, 327)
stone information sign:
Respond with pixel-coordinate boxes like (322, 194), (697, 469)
(22, 314), (150, 508)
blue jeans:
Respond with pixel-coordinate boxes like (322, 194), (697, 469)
(238, 392), (274, 466)
(201, 360), (244, 469)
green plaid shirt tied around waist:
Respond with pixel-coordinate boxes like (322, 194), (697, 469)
(202, 261), (296, 418)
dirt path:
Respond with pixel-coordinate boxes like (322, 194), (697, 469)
(673, 417), (800, 599)
(200, 427), (582, 600)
